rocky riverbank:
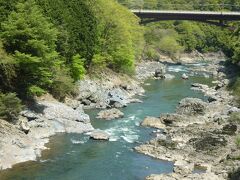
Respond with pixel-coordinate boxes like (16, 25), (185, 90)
(0, 96), (93, 170)
(0, 61), (165, 170)
(159, 51), (226, 64)
(135, 61), (240, 179)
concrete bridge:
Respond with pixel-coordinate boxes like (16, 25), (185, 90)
(131, 10), (240, 26)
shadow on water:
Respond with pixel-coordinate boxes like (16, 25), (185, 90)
(0, 65), (214, 180)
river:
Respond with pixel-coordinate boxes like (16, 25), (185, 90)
(0, 64), (213, 180)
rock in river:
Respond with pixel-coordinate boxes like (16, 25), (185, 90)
(141, 116), (166, 129)
(89, 130), (110, 140)
(96, 108), (124, 120)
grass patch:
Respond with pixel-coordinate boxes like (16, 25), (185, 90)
(228, 112), (240, 123)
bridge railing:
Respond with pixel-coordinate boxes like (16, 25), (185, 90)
(118, 1), (240, 12)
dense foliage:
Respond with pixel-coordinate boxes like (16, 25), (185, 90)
(118, 0), (240, 62)
(0, 0), (143, 121)
(0, 92), (23, 122)
(0, 0), (142, 95)
(0, 0), (239, 122)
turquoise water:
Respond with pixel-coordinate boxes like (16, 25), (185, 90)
(0, 64), (213, 180)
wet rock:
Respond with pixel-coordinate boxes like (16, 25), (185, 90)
(176, 98), (207, 116)
(154, 68), (165, 78)
(89, 130), (110, 140)
(181, 73), (189, 79)
(141, 116), (166, 129)
(96, 108), (124, 120)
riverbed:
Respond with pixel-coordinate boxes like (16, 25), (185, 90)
(0, 64), (213, 180)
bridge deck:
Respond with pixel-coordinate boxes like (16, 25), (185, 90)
(131, 10), (240, 21)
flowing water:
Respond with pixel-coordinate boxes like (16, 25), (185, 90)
(0, 64), (213, 180)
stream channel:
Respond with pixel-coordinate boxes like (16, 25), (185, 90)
(0, 63), (213, 180)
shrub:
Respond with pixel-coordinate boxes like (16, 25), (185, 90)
(27, 85), (46, 97)
(0, 93), (23, 122)
(51, 70), (76, 101)
(145, 47), (159, 61)
(229, 112), (240, 123)
(71, 54), (86, 81)
(159, 36), (183, 59)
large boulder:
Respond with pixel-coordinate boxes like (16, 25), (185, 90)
(141, 116), (166, 129)
(38, 101), (90, 123)
(30, 101), (93, 134)
(154, 67), (165, 78)
(108, 89), (128, 108)
(176, 98), (207, 116)
(159, 113), (187, 126)
(89, 130), (110, 140)
(18, 116), (30, 134)
(96, 108), (124, 120)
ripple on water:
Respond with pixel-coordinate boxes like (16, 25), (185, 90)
(168, 65), (189, 72)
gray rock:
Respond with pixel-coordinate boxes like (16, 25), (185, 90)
(228, 107), (240, 114)
(173, 160), (194, 176)
(38, 101), (90, 123)
(89, 130), (110, 140)
(155, 68), (165, 78)
(141, 116), (166, 129)
(136, 61), (166, 80)
(18, 116), (30, 134)
(96, 108), (124, 120)
(176, 98), (207, 115)
(64, 97), (82, 109)
(181, 73), (189, 79)
(159, 113), (187, 126)
(20, 110), (40, 121)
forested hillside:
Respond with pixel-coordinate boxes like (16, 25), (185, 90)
(0, 0), (143, 122)
(118, 0), (240, 62)
(0, 0), (239, 122)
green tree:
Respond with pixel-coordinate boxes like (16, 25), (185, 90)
(35, 0), (98, 64)
(0, 41), (16, 91)
(159, 36), (183, 59)
(1, 0), (70, 97)
(71, 54), (86, 81)
(0, 92), (23, 122)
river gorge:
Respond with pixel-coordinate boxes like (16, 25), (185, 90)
(1, 62), (231, 180)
